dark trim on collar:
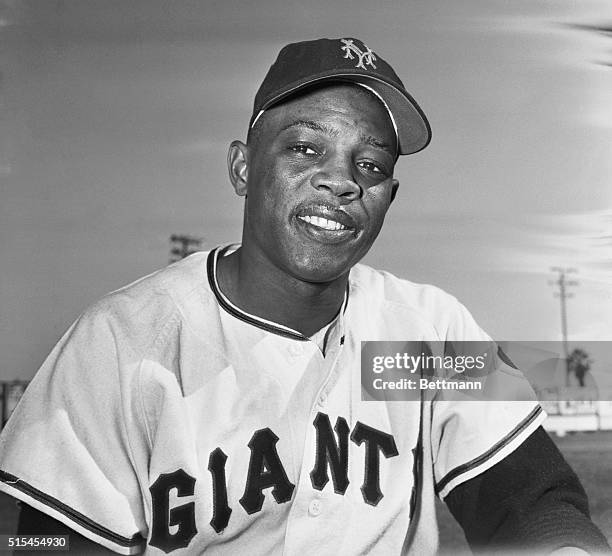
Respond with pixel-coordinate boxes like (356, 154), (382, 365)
(207, 247), (308, 341)
(207, 246), (349, 342)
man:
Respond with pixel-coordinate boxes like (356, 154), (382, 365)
(0, 37), (609, 555)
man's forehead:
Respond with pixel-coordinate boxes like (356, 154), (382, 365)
(265, 82), (398, 142)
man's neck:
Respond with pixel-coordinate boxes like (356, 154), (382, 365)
(216, 246), (347, 338)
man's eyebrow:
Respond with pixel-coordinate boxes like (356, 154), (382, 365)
(360, 133), (394, 156)
(280, 119), (395, 156)
(280, 119), (339, 137)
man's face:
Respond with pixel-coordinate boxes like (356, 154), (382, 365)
(235, 83), (399, 283)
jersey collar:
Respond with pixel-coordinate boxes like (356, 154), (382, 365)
(207, 245), (349, 342)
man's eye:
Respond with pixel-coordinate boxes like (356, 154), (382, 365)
(358, 160), (386, 175)
(289, 144), (318, 155)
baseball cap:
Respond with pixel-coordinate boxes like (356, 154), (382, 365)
(250, 37), (431, 155)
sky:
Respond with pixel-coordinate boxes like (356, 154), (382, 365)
(1, 0), (611, 382)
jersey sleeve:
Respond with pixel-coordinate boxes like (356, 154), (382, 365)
(0, 301), (149, 554)
(445, 426), (610, 552)
(429, 297), (546, 500)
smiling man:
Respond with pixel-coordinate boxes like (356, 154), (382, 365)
(0, 38), (609, 555)
(220, 81), (400, 337)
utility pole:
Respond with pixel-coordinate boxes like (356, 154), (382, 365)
(549, 267), (578, 386)
(169, 234), (204, 264)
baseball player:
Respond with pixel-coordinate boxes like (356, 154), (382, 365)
(0, 38), (609, 555)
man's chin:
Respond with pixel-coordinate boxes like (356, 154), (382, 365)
(287, 258), (353, 285)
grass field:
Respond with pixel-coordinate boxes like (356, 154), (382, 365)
(1, 430), (611, 552)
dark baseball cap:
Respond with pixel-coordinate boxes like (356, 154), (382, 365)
(250, 37), (431, 155)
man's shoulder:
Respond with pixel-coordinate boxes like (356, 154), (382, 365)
(349, 262), (484, 339)
(76, 251), (213, 345)
(98, 250), (209, 310)
(350, 262), (461, 313)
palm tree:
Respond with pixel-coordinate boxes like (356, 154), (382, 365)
(567, 348), (591, 388)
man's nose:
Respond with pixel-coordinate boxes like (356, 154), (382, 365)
(310, 155), (362, 201)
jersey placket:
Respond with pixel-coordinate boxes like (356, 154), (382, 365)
(282, 313), (347, 554)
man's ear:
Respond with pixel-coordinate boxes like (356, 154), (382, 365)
(227, 140), (249, 196)
(390, 179), (399, 204)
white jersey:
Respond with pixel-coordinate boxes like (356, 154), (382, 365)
(0, 246), (545, 554)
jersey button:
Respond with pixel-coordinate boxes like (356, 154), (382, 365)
(308, 499), (322, 517)
(289, 344), (303, 357)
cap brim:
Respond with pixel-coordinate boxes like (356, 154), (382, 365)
(253, 71), (431, 155)
(354, 77), (432, 155)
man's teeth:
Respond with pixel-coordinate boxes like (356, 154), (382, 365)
(299, 215), (348, 231)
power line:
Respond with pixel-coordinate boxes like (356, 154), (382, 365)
(169, 234), (204, 264)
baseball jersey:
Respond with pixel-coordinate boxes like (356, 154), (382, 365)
(0, 245), (545, 554)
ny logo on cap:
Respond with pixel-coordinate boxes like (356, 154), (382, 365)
(340, 39), (377, 70)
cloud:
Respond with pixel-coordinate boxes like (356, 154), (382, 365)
(566, 22), (612, 66)
(494, 210), (612, 285)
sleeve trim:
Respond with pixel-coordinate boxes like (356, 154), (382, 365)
(435, 405), (546, 499)
(0, 470), (145, 554)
